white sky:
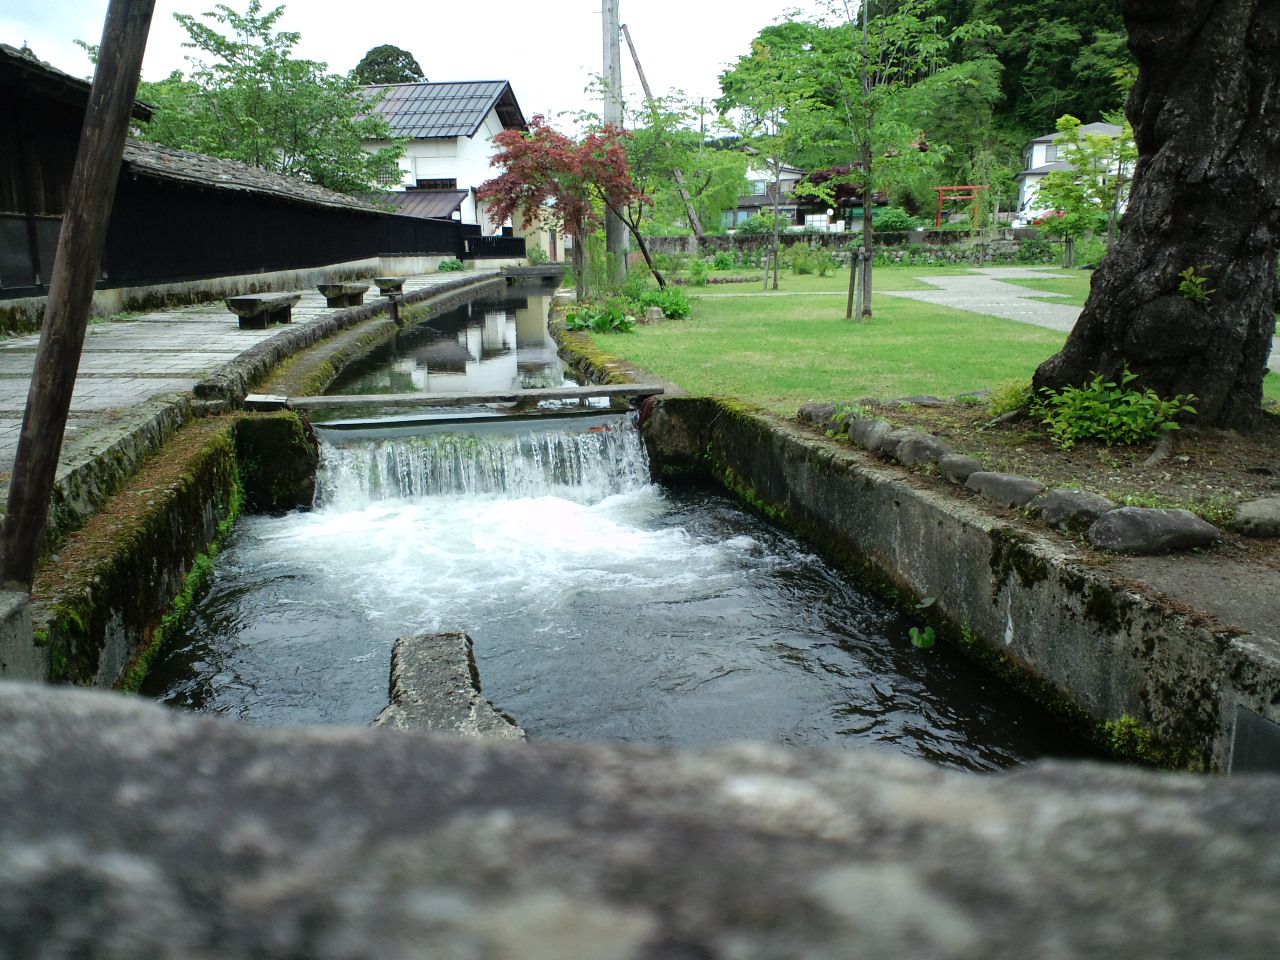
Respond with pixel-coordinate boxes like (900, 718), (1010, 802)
(3, 1), (823, 124)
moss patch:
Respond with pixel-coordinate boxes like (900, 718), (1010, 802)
(236, 412), (319, 512)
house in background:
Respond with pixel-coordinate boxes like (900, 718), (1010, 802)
(1014, 120), (1129, 225)
(723, 163), (807, 231)
(362, 80), (527, 237)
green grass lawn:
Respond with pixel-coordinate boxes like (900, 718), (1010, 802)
(611, 290), (1066, 415)
(998, 269), (1095, 307)
(591, 264), (1280, 411)
(684, 264), (974, 295)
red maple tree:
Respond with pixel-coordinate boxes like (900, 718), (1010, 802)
(478, 116), (666, 294)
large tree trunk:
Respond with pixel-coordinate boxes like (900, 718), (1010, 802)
(1033, 0), (1280, 427)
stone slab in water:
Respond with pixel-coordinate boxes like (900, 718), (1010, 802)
(375, 631), (524, 739)
(2, 684), (1279, 959)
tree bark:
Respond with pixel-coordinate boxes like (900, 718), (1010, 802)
(1033, 0), (1280, 427)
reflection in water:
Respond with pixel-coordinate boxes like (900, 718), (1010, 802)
(329, 286), (565, 396)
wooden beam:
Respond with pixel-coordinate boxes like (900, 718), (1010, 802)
(0, 0), (156, 590)
(254, 383), (666, 412)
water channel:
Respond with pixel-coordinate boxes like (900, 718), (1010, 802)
(145, 284), (1093, 771)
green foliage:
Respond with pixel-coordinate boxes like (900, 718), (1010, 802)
(436, 257), (465, 272)
(564, 298), (638, 334)
(525, 246), (550, 265)
(350, 44), (424, 84)
(1178, 266), (1215, 304)
(688, 259), (710, 286)
(1015, 234), (1056, 264)
(989, 379), (1035, 416)
(875, 207), (919, 232)
(712, 251), (736, 271)
(1037, 368), (1198, 449)
(1034, 113), (1136, 255)
(735, 213), (790, 236)
(134, 1), (402, 193)
(908, 626), (936, 649)
(635, 288), (692, 320)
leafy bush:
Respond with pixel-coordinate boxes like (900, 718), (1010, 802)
(621, 270), (653, 301)
(1037, 368), (1197, 449)
(712, 250), (736, 271)
(735, 212), (790, 236)
(688, 259), (710, 286)
(874, 207), (919, 232)
(988, 379), (1034, 417)
(1076, 237), (1109, 269)
(1014, 235), (1055, 264)
(812, 247), (836, 277)
(789, 245), (816, 275)
(634, 287), (691, 320)
(525, 246), (550, 265)
(564, 298), (637, 334)
(437, 257), (465, 272)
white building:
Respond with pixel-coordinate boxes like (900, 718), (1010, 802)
(1014, 121), (1130, 225)
(362, 80), (527, 236)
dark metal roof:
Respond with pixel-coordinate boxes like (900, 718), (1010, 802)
(380, 189), (469, 219)
(121, 139), (383, 212)
(362, 80), (527, 139)
(0, 42), (152, 119)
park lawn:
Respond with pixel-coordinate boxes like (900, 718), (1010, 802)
(685, 264), (976, 295)
(997, 269), (1094, 306)
(607, 292), (1067, 415)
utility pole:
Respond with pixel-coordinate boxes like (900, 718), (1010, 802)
(620, 23), (705, 240)
(0, 0), (156, 591)
(602, 0), (628, 285)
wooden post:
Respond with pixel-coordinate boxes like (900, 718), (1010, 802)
(0, 0), (156, 590)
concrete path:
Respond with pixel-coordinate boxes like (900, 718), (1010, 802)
(0, 272), (495, 478)
(880, 267), (1082, 333)
(883, 266), (1280, 366)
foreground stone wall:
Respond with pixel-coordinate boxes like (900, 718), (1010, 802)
(1, 683), (1276, 959)
(643, 398), (1280, 771)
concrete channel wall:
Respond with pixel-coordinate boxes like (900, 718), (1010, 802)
(641, 398), (1280, 772)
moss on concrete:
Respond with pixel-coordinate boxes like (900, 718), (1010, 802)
(235, 412), (318, 512)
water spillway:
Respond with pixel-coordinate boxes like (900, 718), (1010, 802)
(147, 412), (1090, 770)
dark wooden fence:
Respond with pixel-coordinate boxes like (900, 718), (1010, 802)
(461, 234), (527, 260)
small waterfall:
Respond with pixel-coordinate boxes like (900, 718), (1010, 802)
(315, 413), (651, 505)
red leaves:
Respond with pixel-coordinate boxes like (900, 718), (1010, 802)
(477, 116), (647, 238)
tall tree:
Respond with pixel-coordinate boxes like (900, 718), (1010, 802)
(351, 44), (425, 85)
(1033, 0), (1279, 428)
(134, 1), (401, 193)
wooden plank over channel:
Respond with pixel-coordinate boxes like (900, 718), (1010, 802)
(246, 383), (664, 412)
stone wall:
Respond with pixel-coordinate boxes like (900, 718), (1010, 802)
(641, 398), (1280, 772)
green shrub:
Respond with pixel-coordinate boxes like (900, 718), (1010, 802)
(874, 207), (918, 232)
(812, 247), (836, 277)
(621, 270), (653, 300)
(712, 250), (735, 271)
(635, 287), (691, 320)
(688, 259), (709, 286)
(525, 246), (550, 265)
(1076, 237), (1109, 269)
(790, 245), (815, 275)
(988, 379), (1034, 417)
(564, 298), (637, 334)
(1037, 368), (1197, 449)
(437, 257), (465, 272)
(735, 213), (789, 236)
(1014, 235), (1055, 264)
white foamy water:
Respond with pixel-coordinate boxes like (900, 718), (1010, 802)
(148, 414), (1084, 768)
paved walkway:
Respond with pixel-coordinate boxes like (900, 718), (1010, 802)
(880, 267), (1082, 333)
(0, 272), (495, 477)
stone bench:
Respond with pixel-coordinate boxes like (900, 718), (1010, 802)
(372, 276), (405, 296)
(225, 292), (302, 330)
(316, 282), (369, 308)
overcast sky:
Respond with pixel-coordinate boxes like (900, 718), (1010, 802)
(3, 1), (824, 123)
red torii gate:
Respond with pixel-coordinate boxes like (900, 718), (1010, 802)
(934, 185), (987, 227)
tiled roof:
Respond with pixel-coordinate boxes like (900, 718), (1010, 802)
(362, 80), (526, 139)
(379, 189), (469, 219)
(121, 139), (383, 212)
(0, 42), (151, 119)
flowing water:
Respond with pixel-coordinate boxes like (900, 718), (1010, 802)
(147, 413), (1093, 771)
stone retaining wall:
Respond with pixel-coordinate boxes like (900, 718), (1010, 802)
(642, 397), (1280, 772)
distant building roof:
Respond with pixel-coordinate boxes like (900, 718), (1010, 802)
(0, 42), (151, 119)
(121, 139), (382, 212)
(379, 189), (469, 219)
(1028, 121), (1124, 144)
(1015, 160), (1076, 181)
(362, 80), (527, 139)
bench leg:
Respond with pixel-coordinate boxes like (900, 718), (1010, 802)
(238, 314), (268, 330)
(325, 296), (344, 308)
(268, 307), (293, 324)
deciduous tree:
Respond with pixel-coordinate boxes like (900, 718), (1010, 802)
(1033, 0), (1280, 428)
(134, 1), (401, 193)
(351, 44), (425, 85)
